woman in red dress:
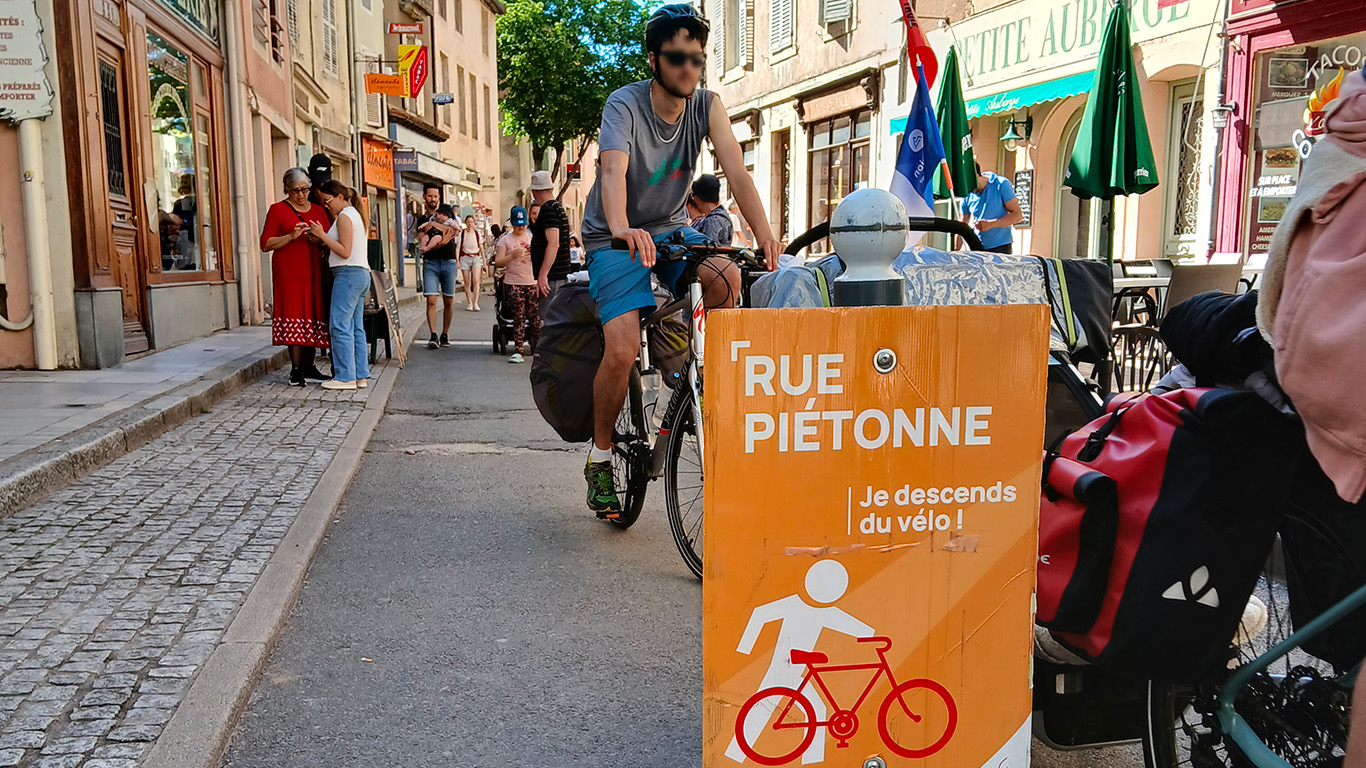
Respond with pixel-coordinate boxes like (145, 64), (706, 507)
(261, 168), (332, 386)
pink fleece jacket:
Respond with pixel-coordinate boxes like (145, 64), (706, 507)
(1259, 70), (1366, 503)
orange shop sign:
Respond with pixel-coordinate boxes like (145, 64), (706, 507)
(703, 304), (1048, 768)
(364, 73), (407, 98)
(361, 137), (394, 189)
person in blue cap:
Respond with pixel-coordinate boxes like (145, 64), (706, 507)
(494, 206), (537, 364)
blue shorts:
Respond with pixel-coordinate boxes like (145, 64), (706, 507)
(423, 258), (459, 297)
(586, 227), (709, 324)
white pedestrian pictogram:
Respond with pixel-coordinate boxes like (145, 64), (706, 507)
(725, 560), (874, 764)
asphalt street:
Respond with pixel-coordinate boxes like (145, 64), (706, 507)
(221, 299), (1141, 767)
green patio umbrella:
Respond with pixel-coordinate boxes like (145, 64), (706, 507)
(1063, 0), (1159, 200)
(934, 46), (975, 201)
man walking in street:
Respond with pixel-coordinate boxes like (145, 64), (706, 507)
(961, 159), (1023, 254)
(687, 174), (733, 246)
(417, 183), (461, 348)
(528, 170), (573, 314)
(579, 4), (781, 518)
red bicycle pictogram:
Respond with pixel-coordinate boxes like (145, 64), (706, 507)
(733, 636), (958, 765)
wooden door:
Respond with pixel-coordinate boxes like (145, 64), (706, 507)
(95, 39), (149, 354)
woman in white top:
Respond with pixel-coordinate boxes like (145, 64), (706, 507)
(308, 180), (371, 390)
(459, 214), (484, 312)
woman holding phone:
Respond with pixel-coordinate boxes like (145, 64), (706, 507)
(260, 167), (331, 387)
(308, 180), (371, 391)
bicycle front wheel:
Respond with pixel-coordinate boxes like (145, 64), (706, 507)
(878, 679), (958, 759)
(664, 389), (704, 579)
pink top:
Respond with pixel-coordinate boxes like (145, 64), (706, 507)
(499, 230), (535, 286)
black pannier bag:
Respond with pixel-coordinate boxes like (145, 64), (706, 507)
(530, 284), (603, 443)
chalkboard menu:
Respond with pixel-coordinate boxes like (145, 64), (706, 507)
(1013, 170), (1033, 228)
(370, 270), (408, 367)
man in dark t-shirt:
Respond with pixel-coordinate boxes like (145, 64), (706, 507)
(528, 170), (572, 314)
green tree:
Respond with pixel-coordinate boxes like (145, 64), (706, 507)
(497, 0), (650, 194)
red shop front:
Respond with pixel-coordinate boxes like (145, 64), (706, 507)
(1213, 0), (1366, 263)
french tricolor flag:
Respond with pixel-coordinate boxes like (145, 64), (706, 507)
(889, 63), (946, 244)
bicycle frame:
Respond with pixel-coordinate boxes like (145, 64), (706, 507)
(1216, 581), (1366, 767)
(774, 638), (906, 734)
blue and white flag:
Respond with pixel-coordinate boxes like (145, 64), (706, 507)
(889, 64), (947, 244)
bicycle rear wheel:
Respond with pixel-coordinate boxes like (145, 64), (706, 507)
(1144, 528), (1353, 768)
(609, 367), (648, 528)
(664, 388), (704, 579)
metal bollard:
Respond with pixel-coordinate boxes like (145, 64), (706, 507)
(828, 188), (909, 307)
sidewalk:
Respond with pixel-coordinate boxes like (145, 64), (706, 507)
(0, 286), (420, 519)
(0, 300), (424, 768)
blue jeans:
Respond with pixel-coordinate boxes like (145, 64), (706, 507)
(329, 266), (371, 383)
(423, 258), (459, 296)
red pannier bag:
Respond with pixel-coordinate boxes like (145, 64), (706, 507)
(1036, 388), (1303, 681)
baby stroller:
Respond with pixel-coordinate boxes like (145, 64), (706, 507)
(490, 271), (516, 354)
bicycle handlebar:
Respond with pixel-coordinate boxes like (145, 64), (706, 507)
(610, 238), (764, 270)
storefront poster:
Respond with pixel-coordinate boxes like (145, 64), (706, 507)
(362, 137), (395, 189)
(0, 0), (54, 123)
(703, 305), (1048, 768)
(1244, 33), (1366, 254)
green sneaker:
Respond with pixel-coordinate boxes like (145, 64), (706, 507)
(585, 459), (621, 519)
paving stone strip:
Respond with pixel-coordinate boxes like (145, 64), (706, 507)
(0, 370), (379, 767)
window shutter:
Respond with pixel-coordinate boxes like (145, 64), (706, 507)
(821, 0), (850, 25)
(770, 0), (793, 53)
(737, 0), (749, 67)
(711, 0), (725, 70)
(287, 0), (298, 45)
(365, 58), (383, 126)
(322, 0), (337, 74)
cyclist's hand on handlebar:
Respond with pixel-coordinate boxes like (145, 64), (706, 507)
(758, 238), (784, 272)
(615, 228), (656, 268)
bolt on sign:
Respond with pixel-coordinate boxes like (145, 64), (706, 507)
(703, 304), (1048, 768)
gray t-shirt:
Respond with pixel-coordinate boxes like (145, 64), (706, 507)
(581, 80), (713, 252)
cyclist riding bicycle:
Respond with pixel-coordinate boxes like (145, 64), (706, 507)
(581, 4), (782, 517)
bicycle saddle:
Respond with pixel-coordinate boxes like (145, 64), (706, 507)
(790, 649), (828, 666)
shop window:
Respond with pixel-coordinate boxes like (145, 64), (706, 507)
(1244, 33), (1366, 260)
(807, 109), (871, 252)
(147, 32), (206, 272)
(1163, 81), (1203, 259)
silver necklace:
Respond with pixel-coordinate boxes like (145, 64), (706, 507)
(649, 87), (686, 145)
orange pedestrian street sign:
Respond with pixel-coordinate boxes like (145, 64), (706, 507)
(703, 304), (1049, 767)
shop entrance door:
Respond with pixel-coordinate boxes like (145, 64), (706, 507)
(96, 38), (150, 354)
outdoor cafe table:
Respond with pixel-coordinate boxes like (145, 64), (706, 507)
(1113, 276), (1171, 290)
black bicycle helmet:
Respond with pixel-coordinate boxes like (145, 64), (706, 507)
(645, 3), (710, 54)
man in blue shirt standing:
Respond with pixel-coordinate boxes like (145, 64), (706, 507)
(960, 159), (1024, 254)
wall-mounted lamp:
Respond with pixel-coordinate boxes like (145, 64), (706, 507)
(1000, 116), (1033, 151)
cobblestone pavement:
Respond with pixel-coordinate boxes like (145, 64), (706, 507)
(0, 366), (387, 768)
